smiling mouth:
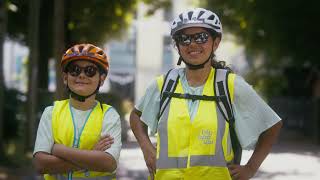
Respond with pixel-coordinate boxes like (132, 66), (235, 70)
(75, 82), (89, 85)
(188, 50), (202, 55)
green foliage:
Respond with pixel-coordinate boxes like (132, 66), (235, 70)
(211, 0), (318, 63)
(6, 0), (168, 87)
(206, 0), (319, 65)
(6, 0), (28, 43)
(205, 0), (320, 96)
(6, 0), (140, 45)
(65, 0), (139, 45)
(245, 69), (288, 99)
(141, 0), (171, 15)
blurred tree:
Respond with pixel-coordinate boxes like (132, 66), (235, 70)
(5, 0), (169, 151)
(142, 0), (171, 15)
(25, 0), (40, 151)
(204, 0), (320, 97)
(6, 0), (140, 94)
(6, 0), (166, 97)
(53, 0), (65, 100)
(6, 0), (28, 41)
(0, 0), (7, 157)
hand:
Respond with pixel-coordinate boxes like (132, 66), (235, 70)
(228, 164), (256, 180)
(94, 134), (114, 151)
(142, 145), (156, 180)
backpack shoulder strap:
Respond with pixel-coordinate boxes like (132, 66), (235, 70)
(214, 69), (234, 124)
(214, 69), (242, 164)
(158, 68), (180, 119)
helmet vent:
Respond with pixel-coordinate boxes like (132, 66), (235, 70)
(170, 8), (222, 36)
(197, 11), (205, 19)
(187, 11), (193, 20)
(87, 45), (95, 52)
(208, 14), (215, 20)
(179, 14), (183, 21)
(97, 50), (104, 56)
(61, 44), (109, 73)
(78, 45), (84, 53)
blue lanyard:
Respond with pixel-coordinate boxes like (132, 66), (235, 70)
(68, 101), (97, 179)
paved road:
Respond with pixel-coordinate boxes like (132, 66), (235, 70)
(117, 141), (149, 180)
(0, 130), (319, 180)
(118, 130), (320, 180)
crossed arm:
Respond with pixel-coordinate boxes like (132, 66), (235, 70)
(33, 135), (115, 174)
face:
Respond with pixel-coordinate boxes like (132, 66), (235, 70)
(63, 60), (106, 96)
(176, 27), (221, 66)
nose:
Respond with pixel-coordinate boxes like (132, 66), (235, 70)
(78, 70), (86, 79)
(188, 39), (198, 47)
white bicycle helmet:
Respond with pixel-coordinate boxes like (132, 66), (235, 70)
(170, 8), (222, 36)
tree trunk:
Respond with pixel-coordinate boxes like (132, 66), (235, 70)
(0, 0), (7, 156)
(38, 0), (54, 90)
(26, 0), (40, 151)
(53, 0), (66, 100)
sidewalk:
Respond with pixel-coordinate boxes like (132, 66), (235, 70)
(117, 141), (149, 180)
(250, 130), (320, 180)
(118, 129), (320, 180)
(0, 129), (319, 179)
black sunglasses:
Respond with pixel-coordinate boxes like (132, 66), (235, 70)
(175, 32), (209, 46)
(67, 64), (98, 77)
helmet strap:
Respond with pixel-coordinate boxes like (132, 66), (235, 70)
(177, 56), (183, 65)
(183, 55), (212, 70)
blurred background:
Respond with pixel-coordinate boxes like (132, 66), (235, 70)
(0, 0), (319, 179)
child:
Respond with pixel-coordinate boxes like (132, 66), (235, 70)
(33, 43), (121, 180)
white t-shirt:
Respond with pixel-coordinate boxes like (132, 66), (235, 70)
(135, 68), (281, 150)
(33, 101), (122, 164)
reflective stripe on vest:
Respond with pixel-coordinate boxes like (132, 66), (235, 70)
(45, 100), (116, 180)
(156, 68), (234, 171)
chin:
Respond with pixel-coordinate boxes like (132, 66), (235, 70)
(71, 89), (93, 96)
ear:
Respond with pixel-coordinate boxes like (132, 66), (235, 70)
(99, 74), (107, 87)
(63, 72), (68, 85)
(213, 36), (221, 50)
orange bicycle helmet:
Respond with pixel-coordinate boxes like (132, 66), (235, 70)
(61, 43), (109, 73)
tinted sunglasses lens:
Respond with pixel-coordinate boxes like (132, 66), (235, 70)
(84, 66), (97, 77)
(177, 32), (209, 45)
(194, 32), (209, 44)
(180, 34), (191, 46)
(68, 64), (81, 76)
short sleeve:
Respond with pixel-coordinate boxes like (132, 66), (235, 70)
(233, 75), (282, 149)
(33, 106), (54, 155)
(135, 78), (161, 135)
(101, 107), (122, 165)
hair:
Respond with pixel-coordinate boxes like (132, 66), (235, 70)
(206, 29), (233, 72)
(211, 57), (233, 72)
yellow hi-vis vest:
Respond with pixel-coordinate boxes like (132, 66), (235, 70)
(44, 100), (116, 180)
(155, 68), (236, 180)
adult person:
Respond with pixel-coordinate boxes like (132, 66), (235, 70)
(130, 8), (282, 180)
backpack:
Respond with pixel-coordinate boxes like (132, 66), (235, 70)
(157, 68), (242, 164)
